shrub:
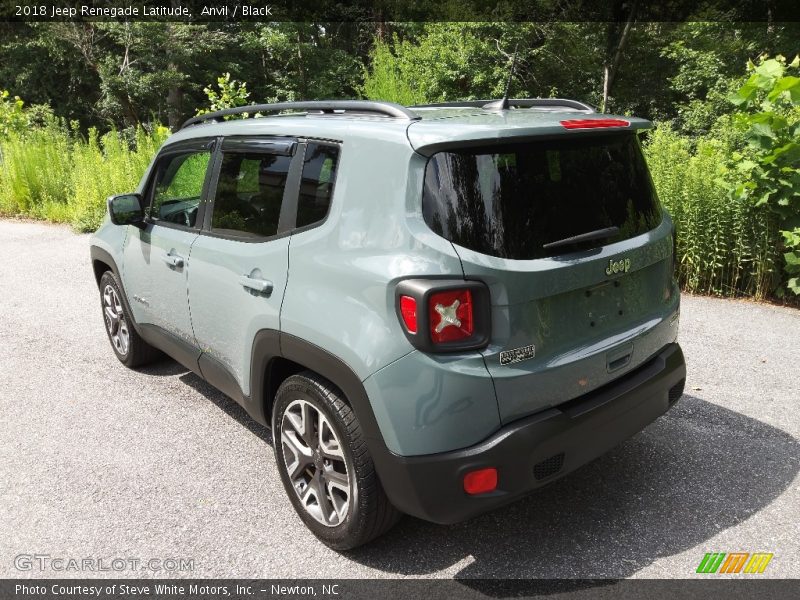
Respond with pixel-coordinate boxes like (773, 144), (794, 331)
(644, 124), (780, 299)
(0, 123), (168, 232)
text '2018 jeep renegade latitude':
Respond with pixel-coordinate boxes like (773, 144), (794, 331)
(90, 99), (686, 549)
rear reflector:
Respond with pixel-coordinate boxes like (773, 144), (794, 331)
(560, 119), (630, 129)
(399, 295), (418, 334)
(463, 467), (498, 495)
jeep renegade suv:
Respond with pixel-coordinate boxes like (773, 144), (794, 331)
(90, 99), (685, 549)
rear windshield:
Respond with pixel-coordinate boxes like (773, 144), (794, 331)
(422, 133), (661, 259)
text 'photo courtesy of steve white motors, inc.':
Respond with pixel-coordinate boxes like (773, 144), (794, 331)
(12, 583), (345, 598)
(12, 3), (275, 19)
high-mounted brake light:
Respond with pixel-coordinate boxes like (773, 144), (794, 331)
(399, 295), (417, 334)
(560, 119), (630, 129)
(429, 289), (474, 343)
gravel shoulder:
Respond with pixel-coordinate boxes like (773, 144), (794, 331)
(1, 220), (798, 579)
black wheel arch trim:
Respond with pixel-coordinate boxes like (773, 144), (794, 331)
(252, 331), (395, 481)
(90, 245), (144, 338)
(90, 245), (120, 285)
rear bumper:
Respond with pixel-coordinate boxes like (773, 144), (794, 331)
(371, 343), (686, 524)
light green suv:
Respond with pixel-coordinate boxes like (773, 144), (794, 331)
(90, 99), (685, 549)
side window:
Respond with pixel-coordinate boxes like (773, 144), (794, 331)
(149, 151), (210, 228)
(212, 151), (292, 238)
(296, 143), (339, 228)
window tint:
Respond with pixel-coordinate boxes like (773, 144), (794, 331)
(212, 152), (292, 238)
(150, 151), (210, 227)
(422, 133), (662, 259)
(296, 143), (339, 228)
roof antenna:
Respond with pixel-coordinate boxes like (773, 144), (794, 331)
(483, 44), (519, 111)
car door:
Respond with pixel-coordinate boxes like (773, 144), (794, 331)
(121, 138), (214, 364)
(187, 136), (302, 402)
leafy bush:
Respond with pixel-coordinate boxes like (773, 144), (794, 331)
(0, 90), (26, 136)
(196, 72), (251, 116)
(361, 40), (424, 106)
(726, 55), (800, 294)
(0, 122), (168, 232)
(644, 124), (781, 299)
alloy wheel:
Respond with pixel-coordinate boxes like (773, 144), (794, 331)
(103, 284), (129, 356)
(280, 399), (351, 527)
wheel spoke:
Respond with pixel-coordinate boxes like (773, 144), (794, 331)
(105, 306), (118, 325)
(118, 322), (129, 353)
(282, 431), (312, 479)
(301, 401), (315, 446)
(318, 415), (344, 459)
(312, 476), (335, 525)
(325, 468), (349, 492)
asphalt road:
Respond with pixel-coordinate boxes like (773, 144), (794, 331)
(1, 219), (798, 580)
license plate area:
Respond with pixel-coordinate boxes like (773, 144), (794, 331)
(585, 280), (624, 329)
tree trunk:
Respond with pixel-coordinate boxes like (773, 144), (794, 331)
(601, 0), (639, 113)
(166, 76), (183, 131)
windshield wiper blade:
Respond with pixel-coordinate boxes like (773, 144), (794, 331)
(542, 226), (620, 250)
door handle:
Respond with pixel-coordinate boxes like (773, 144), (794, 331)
(161, 253), (184, 268)
(239, 275), (273, 294)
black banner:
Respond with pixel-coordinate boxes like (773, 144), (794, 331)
(1, 0), (800, 23)
(2, 579), (800, 600)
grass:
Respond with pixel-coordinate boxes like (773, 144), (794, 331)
(0, 124), (168, 232)
(643, 124), (780, 300)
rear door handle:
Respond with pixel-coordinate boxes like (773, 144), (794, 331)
(239, 275), (273, 295)
(161, 253), (184, 268)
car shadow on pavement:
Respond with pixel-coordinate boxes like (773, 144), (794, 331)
(175, 370), (273, 444)
(137, 358), (193, 377)
(345, 394), (800, 580)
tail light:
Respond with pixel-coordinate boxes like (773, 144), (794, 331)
(399, 295), (418, 333)
(429, 289), (474, 343)
(395, 279), (490, 352)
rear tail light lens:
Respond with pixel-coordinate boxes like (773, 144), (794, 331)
(560, 118), (630, 129)
(463, 468), (498, 495)
(395, 279), (490, 352)
(429, 289), (473, 343)
(399, 295), (417, 333)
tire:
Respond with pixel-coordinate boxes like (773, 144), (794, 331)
(98, 270), (160, 368)
(272, 372), (401, 550)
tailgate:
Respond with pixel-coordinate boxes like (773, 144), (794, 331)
(458, 219), (679, 423)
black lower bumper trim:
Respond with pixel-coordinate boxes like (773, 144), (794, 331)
(370, 343), (686, 524)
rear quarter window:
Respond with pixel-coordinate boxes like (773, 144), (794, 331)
(422, 133), (662, 259)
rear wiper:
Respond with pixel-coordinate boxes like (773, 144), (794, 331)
(542, 226), (620, 250)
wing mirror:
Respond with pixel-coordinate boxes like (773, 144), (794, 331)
(107, 193), (144, 226)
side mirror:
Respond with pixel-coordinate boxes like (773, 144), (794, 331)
(107, 193), (144, 226)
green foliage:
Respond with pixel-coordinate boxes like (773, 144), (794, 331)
(0, 117), (168, 232)
(361, 40), (424, 105)
(727, 55), (800, 294)
(644, 124), (780, 299)
(197, 73), (250, 116)
(0, 90), (27, 136)
(782, 229), (800, 294)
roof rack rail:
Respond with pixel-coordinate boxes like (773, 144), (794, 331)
(180, 100), (420, 130)
(411, 98), (596, 113)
